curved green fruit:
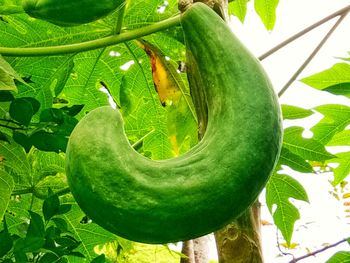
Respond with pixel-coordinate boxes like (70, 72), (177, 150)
(65, 3), (282, 244)
(23, 0), (125, 26)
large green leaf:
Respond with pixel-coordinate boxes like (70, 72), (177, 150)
(283, 126), (335, 162)
(0, 169), (14, 219)
(301, 63), (350, 91)
(311, 104), (350, 145)
(61, 198), (117, 262)
(266, 172), (309, 244)
(278, 147), (313, 173)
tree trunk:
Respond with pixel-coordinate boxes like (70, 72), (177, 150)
(214, 202), (264, 263)
(181, 237), (210, 263)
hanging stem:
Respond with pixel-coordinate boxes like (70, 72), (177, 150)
(0, 15), (181, 57)
(288, 238), (349, 263)
(259, 4), (350, 60)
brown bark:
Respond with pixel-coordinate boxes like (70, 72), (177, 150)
(214, 202), (264, 263)
(181, 237), (210, 263)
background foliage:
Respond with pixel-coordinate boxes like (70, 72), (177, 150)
(0, 0), (349, 262)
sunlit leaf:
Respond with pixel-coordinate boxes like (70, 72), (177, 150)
(229, 0), (249, 22)
(327, 151), (350, 186)
(278, 147), (313, 173)
(301, 63), (350, 90)
(254, 0), (279, 30)
(311, 104), (350, 145)
(283, 126), (335, 161)
(281, 104), (313, 120)
(327, 129), (350, 146)
(324, 82), (350, 98)
(266, 173), (309, 244)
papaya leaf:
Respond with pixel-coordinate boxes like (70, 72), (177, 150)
(229, 0), (249, 23)
(0, 70), (17, 92)
(281, 104), (313, 120)
(254, 0), (279, 30)
(283, 126), (335, 162)
(311, 104), (350, 145)
(0, 170), (14, 220)
(124, 0), (178, 29)
(326, 251), (350, 263)
(59, 198), (117, 262)
(0, 138), (32, 187)
(327, 151), (350, 186)
(327, 129), (350, 146)
(137, 39), (197, 156)
(278, 147), (313, 173)
(0, 55), (24, 92)
(266, 173), (309, 244)
(323, 82), (350, 98)
(301, 63), (350, 91)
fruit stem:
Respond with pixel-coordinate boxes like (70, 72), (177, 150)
(0, 15), (181, 57)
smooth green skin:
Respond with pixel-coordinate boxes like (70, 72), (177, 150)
(65, 3), (283, 244)
(23, 0), (124, 26)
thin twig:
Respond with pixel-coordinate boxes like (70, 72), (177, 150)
(259, 5), (350, 60)
(278, 12), (349, 97)
(288, 238), (349, 263)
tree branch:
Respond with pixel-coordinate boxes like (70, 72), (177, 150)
(277, 11), (348, 97)
(259, 5), (350, 60)
(288, 238), (349, 263)
(0, 15), (181, 57)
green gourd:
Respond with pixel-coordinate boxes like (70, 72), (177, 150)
(22, 0), (125, 26)
(65, 2), (283, 244)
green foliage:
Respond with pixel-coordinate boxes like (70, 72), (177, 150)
(266, 172), (309, 243)
(228, 0), (280, 30)
(0, 0), (348, 261)
(326, 251), (350, 263)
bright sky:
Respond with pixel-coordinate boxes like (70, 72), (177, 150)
(229, 1), (350, 262)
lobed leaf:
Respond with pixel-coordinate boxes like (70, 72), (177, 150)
(283, 126), (335, 162)
(311, 104), (350, 145)
(278, 147), (313, 173)
(266, 172), (309, 244)
(327, 151), (350, 186)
